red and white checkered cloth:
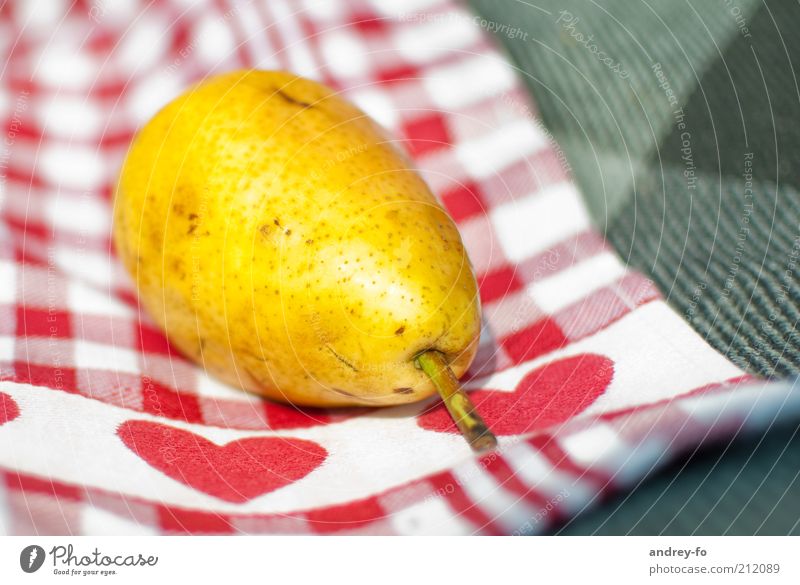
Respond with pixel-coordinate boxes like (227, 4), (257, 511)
(1, 0), (797, 535)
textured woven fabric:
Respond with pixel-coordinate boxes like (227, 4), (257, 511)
(558, 417), (800, 536)
(0, 0), (794, 535)
(469, 0), (800, 379)
(470, 0), (800, 535)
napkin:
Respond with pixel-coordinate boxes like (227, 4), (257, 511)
(0, 0), (796, 535)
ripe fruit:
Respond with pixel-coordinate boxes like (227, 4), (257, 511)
(114, 70), (494, 449)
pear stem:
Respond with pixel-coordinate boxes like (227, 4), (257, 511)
(416, 350), (498, 453)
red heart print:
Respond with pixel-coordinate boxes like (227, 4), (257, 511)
(418, 354), (614, 436)
(0, 392), (20, 425)
(117, 420), (327, 503)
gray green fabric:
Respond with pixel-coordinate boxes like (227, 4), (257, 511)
(468, 0), (800, 535)
(469, 0), (800, 379)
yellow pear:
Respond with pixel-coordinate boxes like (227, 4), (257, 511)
(113, 70), (481, 409)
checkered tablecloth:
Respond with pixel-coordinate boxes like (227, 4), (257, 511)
(0, 0), (797, 535)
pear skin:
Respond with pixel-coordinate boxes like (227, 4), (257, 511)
(113, 70), (481, 407)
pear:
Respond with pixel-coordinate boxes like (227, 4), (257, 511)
(114, 70), (485, 425)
